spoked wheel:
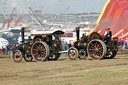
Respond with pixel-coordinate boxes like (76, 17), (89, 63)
(13, 50), (22, 62)
(24, 55), (33, 62)
(31, 41), (49, 61)
(105, 50), (117, 59)
(78, 49), (88, 60)
(68, 47), (78, 60)
(87, 39), (107, 60)
(47, 53), (61, 61)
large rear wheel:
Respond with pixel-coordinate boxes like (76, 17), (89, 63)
(87, 39), (107, 60)
(31, 41), (49, 61)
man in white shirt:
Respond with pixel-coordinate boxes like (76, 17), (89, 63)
(104, 28), (112, 44)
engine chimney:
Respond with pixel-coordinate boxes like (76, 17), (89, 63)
(76, 27), (80, 41)
(21, 27), (25, 44)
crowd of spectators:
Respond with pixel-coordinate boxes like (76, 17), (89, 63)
(0, 44), (16, 55)
(118, 40), (128, 49)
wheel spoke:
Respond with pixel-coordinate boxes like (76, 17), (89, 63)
(98, 50), (103, 54)
(89, 48), (95, 51)
(41, 49), (46, 52)
(91, 43), (95, 48)
(40, 54), (43, 57)
(95, 42), (98, 48)
(96, 43), (100, 48)
(98, 47), (103, 50)
(91, 52), (95, 56)
(96, 52), (100, 57)
(91, 46), (94, 49)
(40, 45), (44, 50)
(94, 51), (98, 56)
(35, 46), (38, 51)
(90, 50), (95, 53)
(35, 45), (40, 50)
(41, 52), (46, 55)
(33, 48), (38, 51)
(96, 52), (100, 56)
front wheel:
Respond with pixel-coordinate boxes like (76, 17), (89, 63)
(68, 47), (78, 60)
(13, 50), (22, 62)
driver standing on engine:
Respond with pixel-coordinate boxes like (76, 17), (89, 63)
(104, 28), (112, 44)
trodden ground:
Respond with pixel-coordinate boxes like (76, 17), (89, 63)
(0, 54), (128, 85)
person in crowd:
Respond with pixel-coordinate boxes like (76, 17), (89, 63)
(65, 42), (69, 51)
(68, 43), (71, 48)
(8, 45), (11, 55)
(5, 45), (8, 55)
(2, 46), (5, 55)
(0, 49), (2, 54)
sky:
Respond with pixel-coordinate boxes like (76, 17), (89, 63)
(0, 0), (107, 14)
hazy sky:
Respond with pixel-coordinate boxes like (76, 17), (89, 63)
(0, 0), (107, 14)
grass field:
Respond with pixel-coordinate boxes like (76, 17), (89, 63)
(0, 54), (128, 85)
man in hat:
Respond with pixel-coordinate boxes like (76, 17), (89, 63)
(104, 28), (112, 44)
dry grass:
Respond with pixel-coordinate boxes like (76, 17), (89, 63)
(0, 55), (128, 85)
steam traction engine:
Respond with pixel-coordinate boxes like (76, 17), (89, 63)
(13, 27), (64, 62)
(68, 27), (118, 60)
(68, 27), (88, 60)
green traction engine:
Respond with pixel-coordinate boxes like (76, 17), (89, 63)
(68, 27), (118, 60)
(13, 27), (64, 62)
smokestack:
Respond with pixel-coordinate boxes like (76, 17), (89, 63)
(21, 27), (25, 44)
(76, 27), (80, 41)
